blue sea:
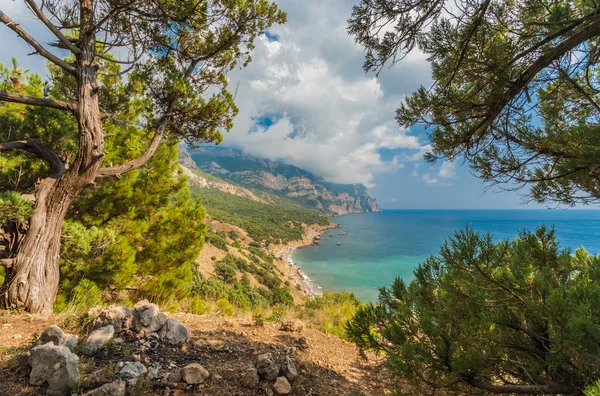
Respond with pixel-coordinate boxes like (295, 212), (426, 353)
(292, 210), (600, 302)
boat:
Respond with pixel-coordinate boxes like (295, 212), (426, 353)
(338, 231), (347, 235)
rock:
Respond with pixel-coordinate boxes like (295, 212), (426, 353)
(240, 367), (259, 389)
(279, 321), (303, 332)
(62, 334), (79, 350)
(273, 377), (292, 395)
(29, 343), (79, 396)
(91, 305), (134, 333)
(35, 325), (64, 346)
(181, 363), (209, 384)
(213, 374), (223, 381)
(133, 300), (167, 333)
(82, 380), (126, 396)
(113, 337), (124, 344)
(119, 361), (148, 379)
(256, 353), (278, 381)
(280, 356), (298, 382)
(81, 325), (114, 355)
(13, 352), (30, 373)
(167, 369), (183, 383)
(298, 336), (310, 351)
(158, 318), (190, 346)
(148, 366), (160, 379)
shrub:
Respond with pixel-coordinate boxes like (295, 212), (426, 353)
(216, 298), (234, 317)
(347, 227), (600, 394)
(215, 261), (237, 284)
(189, 296), (211, 315)
(253, 310), (265, 326)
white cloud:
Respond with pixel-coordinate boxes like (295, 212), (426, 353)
(438, 161), (456, 179)
(423, 174), (439, 184)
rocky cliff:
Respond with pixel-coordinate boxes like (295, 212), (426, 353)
(180, 146), (381, 215)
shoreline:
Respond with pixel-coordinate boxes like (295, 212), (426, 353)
(270, 222), (339, 297)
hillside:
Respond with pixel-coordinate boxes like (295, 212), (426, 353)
(180, 146), (381, 215)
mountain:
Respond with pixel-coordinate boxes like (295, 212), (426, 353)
(179, 146), (381, 215)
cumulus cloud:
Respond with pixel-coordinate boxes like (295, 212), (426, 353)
(438, 161), (456, 179)
(422, 174), (439, 184)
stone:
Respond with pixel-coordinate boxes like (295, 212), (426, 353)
(81, 325), (114, 355)
(273, 377), (292, 395)
(240, 367), (259, 389)
(167, 369), (183, 383)
(62, 334), (79, 350)
(298, 336), (309, 351)
(148, 366), (160, 379)
(82, 380), (126, 396)
(35, 325), (64, 346)
(158, 318), (190, 346)
(133, 300), (167, 333)
(280, 356), (298, 382)
(256, 353), (278, 381)
(91, 305), (134, 333)
(279, 321), (303, 333)
(181, 363), (209, 384)
(119, 361), (148, 379)
(29, 343), (79, 396)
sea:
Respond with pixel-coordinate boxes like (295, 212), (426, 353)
(292, 209), (600, 302)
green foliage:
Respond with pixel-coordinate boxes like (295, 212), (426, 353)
(267, 306), (286, 323)
(205, 232), (229, 251)
(301, 291), (362, 339)
(189, 296), (211, 315)
(0, 191), (33, 223)
(586, 380), (600, 396)
(347, 227), (600, 394)
(348, 0), (600, 205)
(54, 279), (103, 313)
(253, 310), (266, 326)
(215, 261), (237, 284)
(192, 187), (329, 242)
(216, 298), (234, 317)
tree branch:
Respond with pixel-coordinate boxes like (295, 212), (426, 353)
(0, 138), (66, 174)
(465, 377), (579, 394)
(0, 10), (76, 75)
(0, 90), (76, 113)
(23, 0), (80, 54)
(0, 258), (14, 268)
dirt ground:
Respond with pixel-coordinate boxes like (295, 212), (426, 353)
(0, 310), (410, 395)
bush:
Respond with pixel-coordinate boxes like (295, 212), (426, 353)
(189, 296), (211, 315)
(253, 310), (265, 326)
(347, 227), (600, 394)
(301, 291), (361, 339)
(216, 298), (234, 317)
(205, 232), (228, 251)
(215, 261), (237, 284)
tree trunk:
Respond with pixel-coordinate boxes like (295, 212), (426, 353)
(1, 1), (104, 313)
(2, 177), (78, 313)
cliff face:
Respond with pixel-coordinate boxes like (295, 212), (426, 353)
(181, 146), (381, 215)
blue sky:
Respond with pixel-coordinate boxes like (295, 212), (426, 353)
(0, 0), (553, 209)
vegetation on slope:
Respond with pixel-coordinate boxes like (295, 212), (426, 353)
(191, 187), (330, 243)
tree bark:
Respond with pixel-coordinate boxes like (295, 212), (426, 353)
(1, 0), (105, 314)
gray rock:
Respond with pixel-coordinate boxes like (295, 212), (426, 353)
(35, 325), (64, 346)
(62, 334), (79, 350)
(133, 300), (167, 333)
(240, 367), (259, 389)
(256, 353), (278, 381)
(167, 368), (182, 383)
(91, 305), (134, 334)
(280, 356), (298, 382)
(298, 336), (309, 351)
(81, 325), (114, 355)
(119, 361), (148, 379)
(158, 318), (190, 346)
(273, 376), (291, 395)
(181, 363), (209, 384)
(148, 366), (160, 379)
(81, 380), (126, 396)
(29, 343), (79, 396)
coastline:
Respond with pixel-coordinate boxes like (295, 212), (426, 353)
(270, 221), (339, 297)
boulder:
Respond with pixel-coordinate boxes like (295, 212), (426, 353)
(298, 336), (310, 351)
(132, 300), (167, 333)
(62, 334), (79, 350)
(29, 343), (79, 396)
(82, 380), (126, 396)
(256, 353), (278, 381)
(91, 305), (133, 333)
(119, 361), (148, 379)
(167, 369), (183, 383)
(35, 325), (64, 346)
(81, 325), (114, 355)
(240, 367), (259, 389)
(279, 321), (303, 333)
(273, 376), (292, 395)
(158, 318), (190, 346)
(181, 363), (209, 384)
(280, 356), (298, 382)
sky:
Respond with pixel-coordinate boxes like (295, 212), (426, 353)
(0, 0), (551, 209)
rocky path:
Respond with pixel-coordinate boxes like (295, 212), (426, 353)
(0, 304), (406, 395)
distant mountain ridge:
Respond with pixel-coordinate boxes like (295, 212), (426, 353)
(180, 146), (381, 215)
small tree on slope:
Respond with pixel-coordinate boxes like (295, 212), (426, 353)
(0, 0), (285, 313)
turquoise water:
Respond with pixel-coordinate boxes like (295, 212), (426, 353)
(292, 210), (600, 302)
